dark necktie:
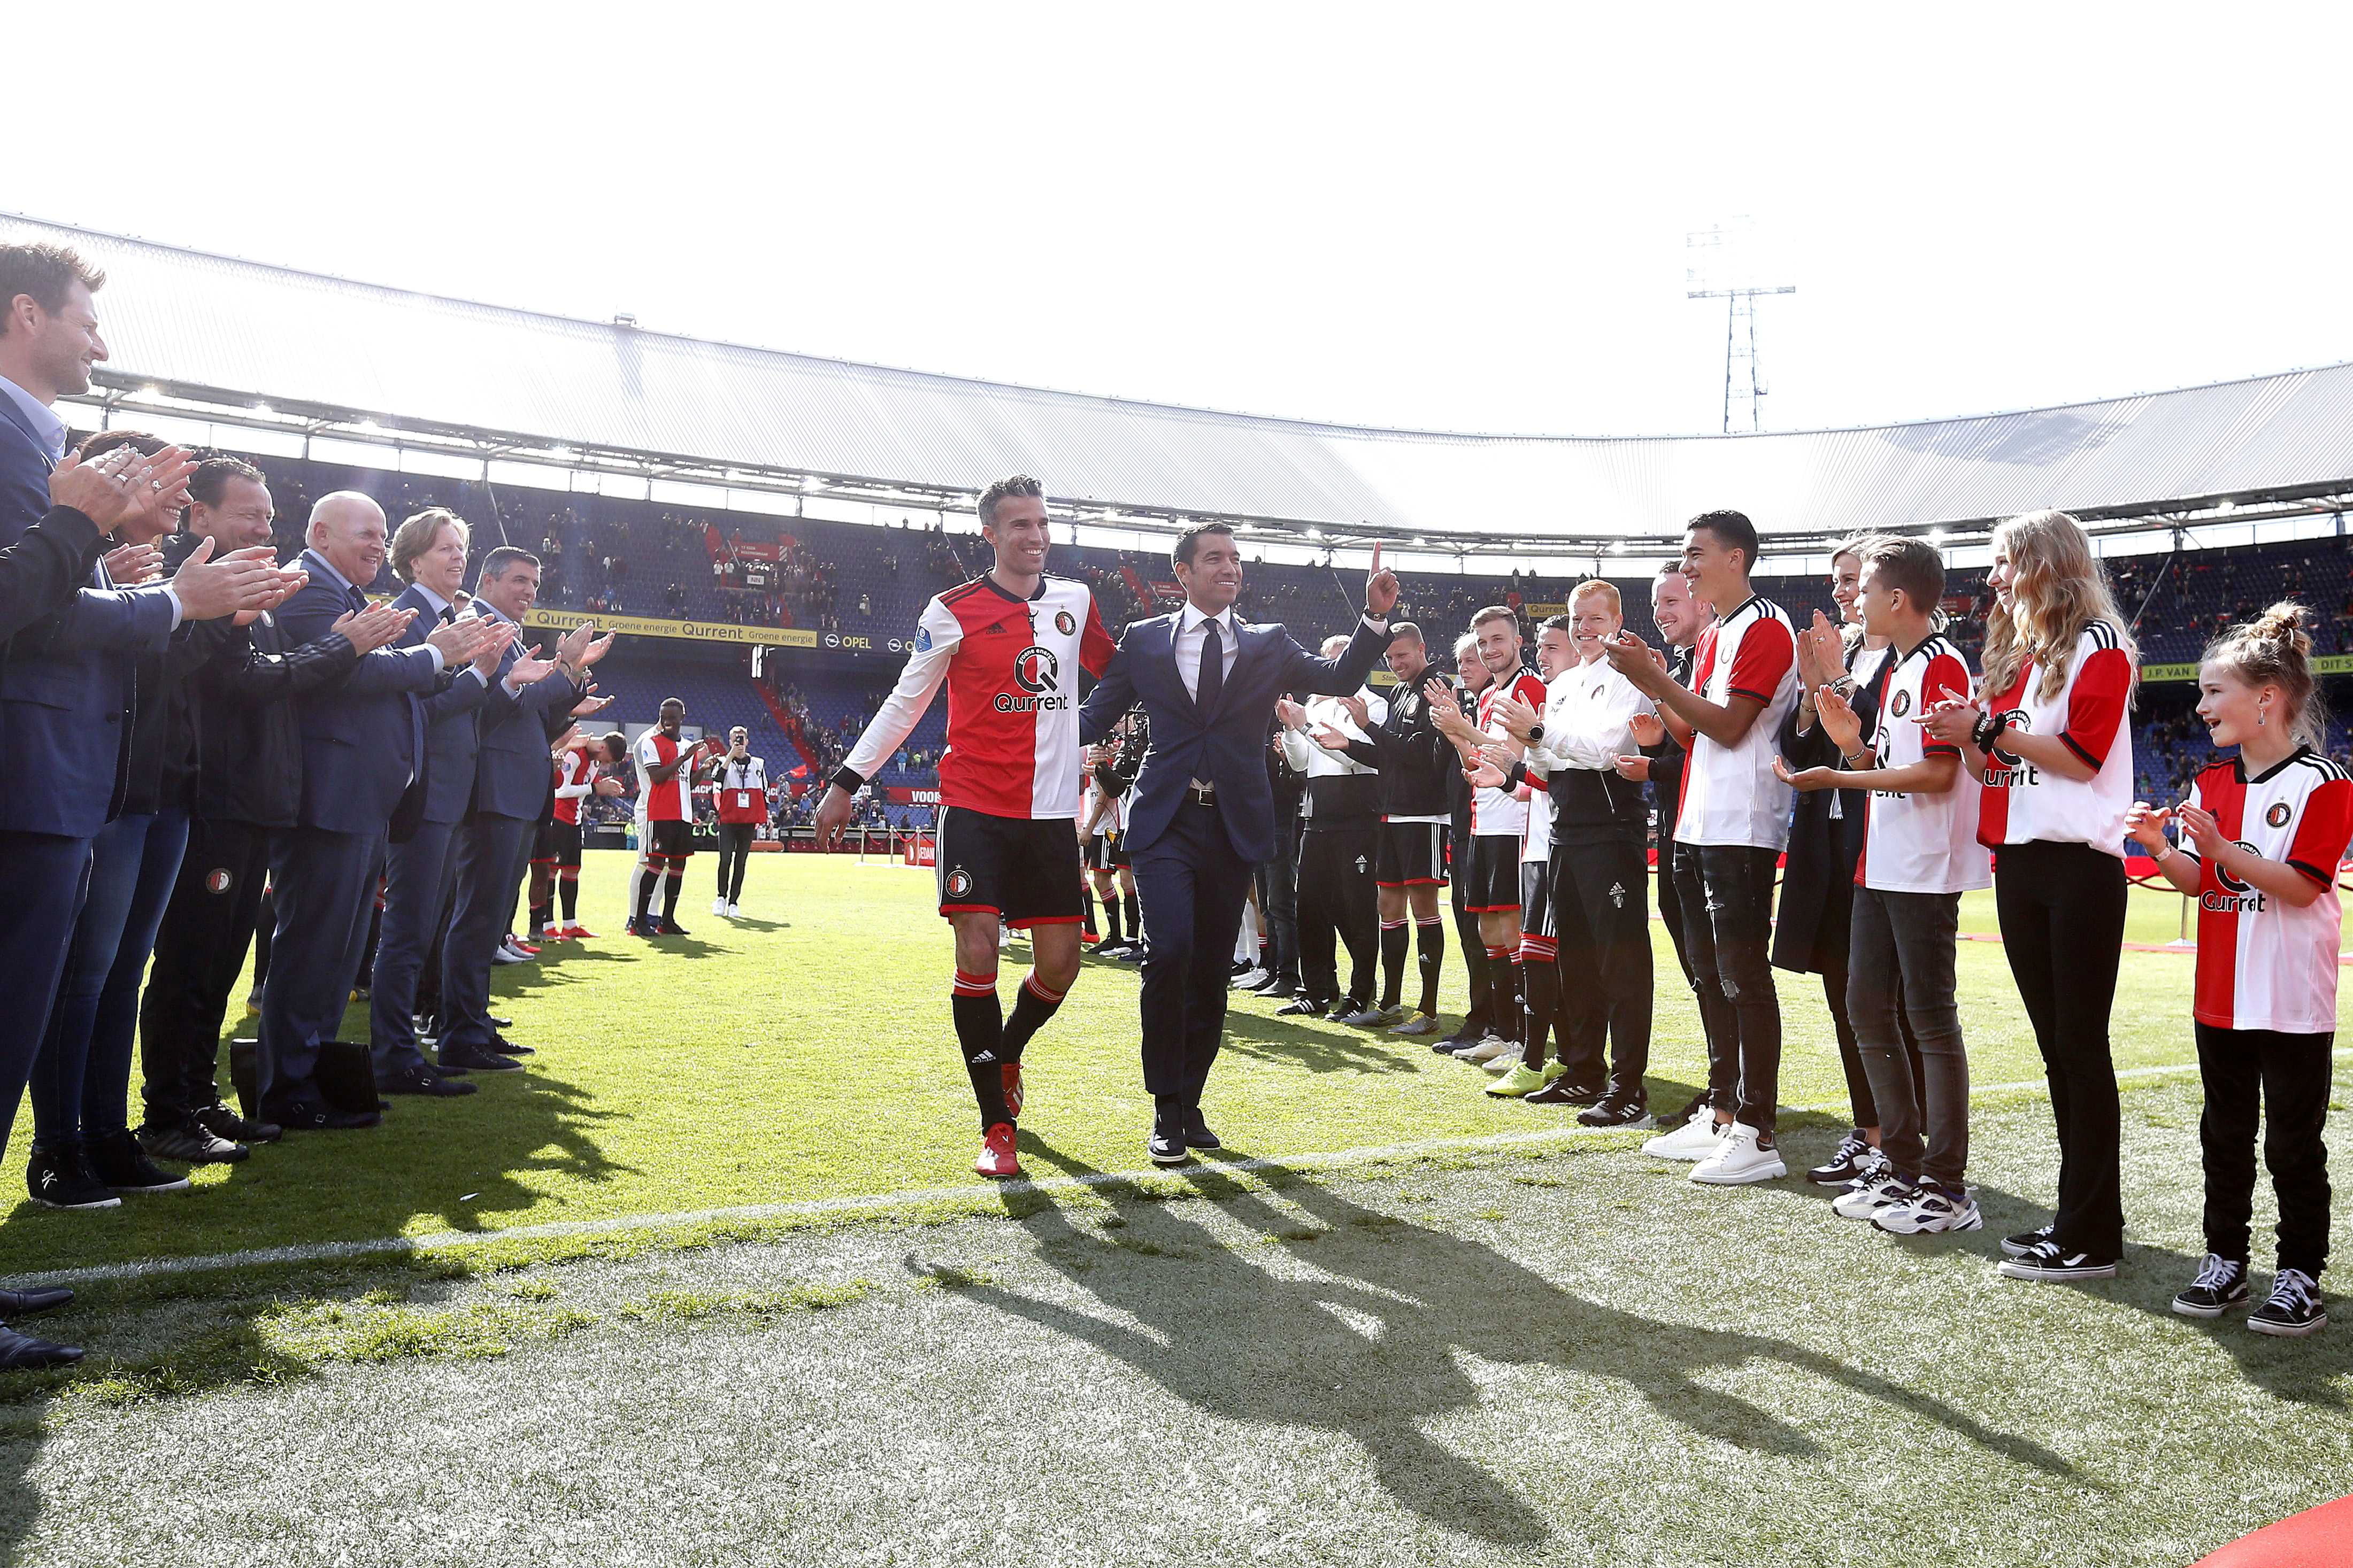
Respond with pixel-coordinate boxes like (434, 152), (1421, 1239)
(1197, 619), (1224, 710)
(439, 604), (456, 624)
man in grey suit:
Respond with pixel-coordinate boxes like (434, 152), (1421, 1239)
(260, 493), (489, 1129)
(438, 547), (608, 1065)
(366, 508), (521, 1095)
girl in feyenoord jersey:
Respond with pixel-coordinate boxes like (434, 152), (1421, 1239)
(1925, 508), (2137, 1284)
(2131, 604), (2350, 1337)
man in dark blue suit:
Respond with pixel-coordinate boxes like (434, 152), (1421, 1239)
(438, 546), (604, 1066)
(1079, 524), (1400, 1165)
(261, 493), (490, 1128)
(367, 508), (513, 1095)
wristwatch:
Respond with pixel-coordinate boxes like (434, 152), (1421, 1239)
(1526, 723), (1545, 743)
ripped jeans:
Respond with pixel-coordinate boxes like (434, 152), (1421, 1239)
(1672, 842), (1783, 1136)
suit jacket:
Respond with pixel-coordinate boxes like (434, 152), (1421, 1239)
(1079, 611), (1387, 863)
(276, 550), (443, 836)
(468, 601), (581, 821)
(391, 584), (495, 825)
(0, 395), (179, 837)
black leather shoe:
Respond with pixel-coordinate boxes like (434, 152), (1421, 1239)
(378, 1064), (478, 1098)
(0, 1288), (71, 1317)
(264, 1097), (382, 1132)
(486, 1036), (535, 1057)
(488, 1015), (512, 1029)
(439, 1042), (524, 1073)
(1149, 1116), (1190, 1167)
(1184, 1110), (1222, 1150)
(0, 1325), (82, 1369)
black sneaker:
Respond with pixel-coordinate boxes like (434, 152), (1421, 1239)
(86, 1129), (193, 1193)
(195, 1100), (281, 1145)
(26, 1145), (120, 1210)
(486, 1036), (536, 1057)
(2172, 1255), (2250, 1318)
(1185, 1109), (1222, 1150)
(1996, 1240), (2118, 1283)
(2000, 1223), (2056, 1259)
(138, 1119), (248, 1165)
(1274, 997), (1327, 1017)
(655, 916), (690, 937)
(1577, 1092), (1654, 1130)
(1322, 999), (1369, 1023)
(1524, 1077), (1608, 1107)
(1148, 1116), (1190, 1167)
(264, 1097), (383, 1132)
(1806, 1130), (1874, 1186)
(2248, 1269), (2327, 1338)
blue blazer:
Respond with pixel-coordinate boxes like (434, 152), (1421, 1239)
(277, 551), (443, 835)
(469, 602), (581, 821)
(1079, 612), (1387, 863)
(0, 397), (178, 838)
(391, 584), (494, 827)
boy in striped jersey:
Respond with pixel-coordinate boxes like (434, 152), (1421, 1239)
(1776, 536), (1990, 1233)
(2134, 603), (2349, 1337)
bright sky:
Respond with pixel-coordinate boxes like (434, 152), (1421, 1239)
(17, 3), (2350, 439)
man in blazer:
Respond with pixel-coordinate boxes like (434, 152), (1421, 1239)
(367, 508), (513, 1094)
(260, 492), (488, 1127)
(437, 546), (604, 1065)
(1078, 524), (1399, 1165)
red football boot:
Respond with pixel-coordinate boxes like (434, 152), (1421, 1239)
(974, 1122), (1020, 1179)
(560, 923), (597, 940)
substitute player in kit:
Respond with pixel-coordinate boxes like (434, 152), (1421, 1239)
(814, 475), (1117, 1179)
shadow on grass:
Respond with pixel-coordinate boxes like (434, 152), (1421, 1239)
(1217, 1010), (1417, 1075)
(922, 1140), (2081, 1548)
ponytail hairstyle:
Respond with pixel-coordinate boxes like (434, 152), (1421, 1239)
(1980, 508), (2139, 705)
(2203, 601), (2328, 752)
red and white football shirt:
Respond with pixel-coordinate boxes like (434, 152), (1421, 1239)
(2181, 751), (2352, 1034)
(714, 754), (769, 824)
(1674, 594), (1799, 851)
(551, 749), (593, 827)
(633, 729), (693, 823)
(1856, 634), (1991, 894)
(843, 574), (1115, 820)
(1975, 621), (2133, 855)
(1471, 666), (1548, 838)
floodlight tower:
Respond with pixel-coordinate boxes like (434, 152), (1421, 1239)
(1687, 222), (1795, 434)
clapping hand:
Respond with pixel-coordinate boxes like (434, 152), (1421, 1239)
(1312, 723), (1354, 752)
(1494, 692), (1542, 743)
(426, 614), (494, 663)
(1920, 696), (1979, 747)
(2124, 800), (2174, 854)
(170, 539), (287, 622)
(1600, 630), (1664, 690)
(329, 600), (410, 654)
(472, 620), (521, 675)
(1796, 609), (1846, 691)
(1363, 543), (1399, 618)
(1610, 754), (1651, 782)
(1336, 692), (1371, 729)
(1275, 697), (1309, 731)
(556, 622), (615, 669)
(2175, 801), (2225, 860)
(101, 540), (163, 585)
(1773, 755), (1840, 793)
(50, 444), (200, 538)
(1465, 755), (1508, 790)
(1814, 685), (1864, 753)
(1627, 710), (1666, 748)
(573, 690), (615, 718)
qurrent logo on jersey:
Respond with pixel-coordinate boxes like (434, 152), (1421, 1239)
(2202, 839), (2267, 915)
(996, 646), (1068, 713)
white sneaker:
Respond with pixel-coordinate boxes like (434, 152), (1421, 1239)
(726, 902), (742, 918)
(1873, 1183), (1984, 1235)
(712, 897), (728, 916)
(1641, 1108), (1723, 1162)
(1231, 967), (1270, 990)
(1483, 1051), (1524, 1075)
(491, 943), (528, 966)
(1460, 1033), (1517, 1063)
(1689, 1123), (1787, 1185)
(1832, 1173), (1915, 1221)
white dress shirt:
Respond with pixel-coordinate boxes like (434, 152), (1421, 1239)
(0, 374), (66, 464)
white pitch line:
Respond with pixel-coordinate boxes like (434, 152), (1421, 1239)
(12, 1052), (2347, 1291)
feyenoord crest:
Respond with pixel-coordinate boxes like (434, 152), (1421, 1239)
(2266, 801), (2292, 829)
(205, 868), (234, 894)
(1890, 687), (1912, 719)
(945, 868), (974, 899)
(1054, 608), (1076, 636)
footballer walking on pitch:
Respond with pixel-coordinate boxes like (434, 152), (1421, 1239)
(814, 476), (1116, 1179)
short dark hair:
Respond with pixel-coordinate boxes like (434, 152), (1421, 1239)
(1470, 604), (1518, 631)
(186, 454), (265, 511)
(1687, 509), (1760, 572)
(977, 474), (1043, 529)
(76, 429), (164, 460)
(479, 545), (540, 582)
(1173, 522), (1235, 569)
(1538, 614), (1577, 636)
(1388, 620), (1423, 646)
(1856, 534), (1946, 610)
(0, 243), (105, 335)
(599, 730), (629, 761)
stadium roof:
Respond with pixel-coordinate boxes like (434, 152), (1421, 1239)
(6, 212), (2351, 555)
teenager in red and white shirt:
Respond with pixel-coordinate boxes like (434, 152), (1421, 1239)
(2131, 603), (2349, 1337)
(1926, 508), (2137, 1285)
(628, 699), (722, 938)
(1605, 509), (1799, 1187)
(1779, 537), (1990, 1236)
(812, 476), (1116, 1179)
(1428, 605), (1551, 1062)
